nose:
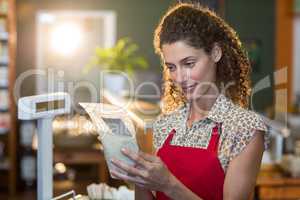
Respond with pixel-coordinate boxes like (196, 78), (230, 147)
(175, 67), (189, 83)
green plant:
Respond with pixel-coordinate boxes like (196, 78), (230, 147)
(83, 37), (148, 76)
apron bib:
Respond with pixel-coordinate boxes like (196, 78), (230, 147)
(156, 124), (225, 200)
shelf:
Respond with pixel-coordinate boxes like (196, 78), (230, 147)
(0, 0), (17, 195)
(0, 84), (8, 88)
(0, 85), (8, 89)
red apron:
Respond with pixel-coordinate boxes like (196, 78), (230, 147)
(156, 124), (225, 200)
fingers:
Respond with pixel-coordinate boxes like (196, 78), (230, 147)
(135, 183), (148, 190)
(122, 148), (159, 163)
(111, 158), (148, 178)
(138, 151), (159, 162)
(110, 170), (147, 185)
(121, 148), (150, 169)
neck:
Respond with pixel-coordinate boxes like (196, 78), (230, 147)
(188, 87), (219, 122)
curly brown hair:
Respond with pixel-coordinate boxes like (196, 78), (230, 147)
(154, 3), (251, 114)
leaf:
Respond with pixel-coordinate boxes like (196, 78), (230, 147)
(134, 57), (148, 69)
(82, 37), (149, 76)
(124, 44), (138, 58)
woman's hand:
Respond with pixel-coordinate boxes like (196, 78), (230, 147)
(110, 148), (175, 193)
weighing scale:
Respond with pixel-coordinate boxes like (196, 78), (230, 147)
(18, 92), (71, 200)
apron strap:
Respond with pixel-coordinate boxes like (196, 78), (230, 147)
(162, 129), (176, 147)
(207, 123), (221, 154)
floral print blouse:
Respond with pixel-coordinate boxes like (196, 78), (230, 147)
(152, 94), (269, 172)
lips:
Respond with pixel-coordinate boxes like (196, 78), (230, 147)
(181, 83), (197, 92)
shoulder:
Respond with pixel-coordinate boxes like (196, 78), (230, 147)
(225, 104), (268, 133)
(221, 104), (270, 165)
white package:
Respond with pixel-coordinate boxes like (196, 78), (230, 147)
(0, 67), (8, 87)
(79, 103), (139, 179)
(87, 183), (134, 200)
(0, 90), (9, 110)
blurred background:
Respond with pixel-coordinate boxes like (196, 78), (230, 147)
(0, 0), (300, 199)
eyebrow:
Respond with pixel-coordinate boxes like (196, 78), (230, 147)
(165, 56), (196, 66)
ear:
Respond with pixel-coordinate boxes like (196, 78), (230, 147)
(211, 43), (222, 63)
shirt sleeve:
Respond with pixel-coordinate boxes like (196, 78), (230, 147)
(228, 112), (269, 162)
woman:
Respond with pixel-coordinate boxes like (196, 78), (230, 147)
(111, 3), (269, 200)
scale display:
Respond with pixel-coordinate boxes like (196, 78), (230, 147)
(36, 99), (65, 113)
(18, 92), (71, 120)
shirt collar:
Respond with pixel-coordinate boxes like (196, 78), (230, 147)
(183, 94), (234, 124)
(207, 94), (234, 123)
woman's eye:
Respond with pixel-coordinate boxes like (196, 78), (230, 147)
(167, 65), (176, 72)
(185, 62), (195, 68)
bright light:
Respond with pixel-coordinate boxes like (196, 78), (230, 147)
(50, 22), (82, 56)
(38, 13), (55, 24)
(55, 162), (67, 174)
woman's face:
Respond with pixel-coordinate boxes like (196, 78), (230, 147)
(162, 41), (219, 101)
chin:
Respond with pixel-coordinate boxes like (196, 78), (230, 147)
(184, 92), (195, 101)
(184, 90), (208, 101)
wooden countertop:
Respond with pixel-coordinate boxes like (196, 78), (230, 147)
(256, 164), (300, 200)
